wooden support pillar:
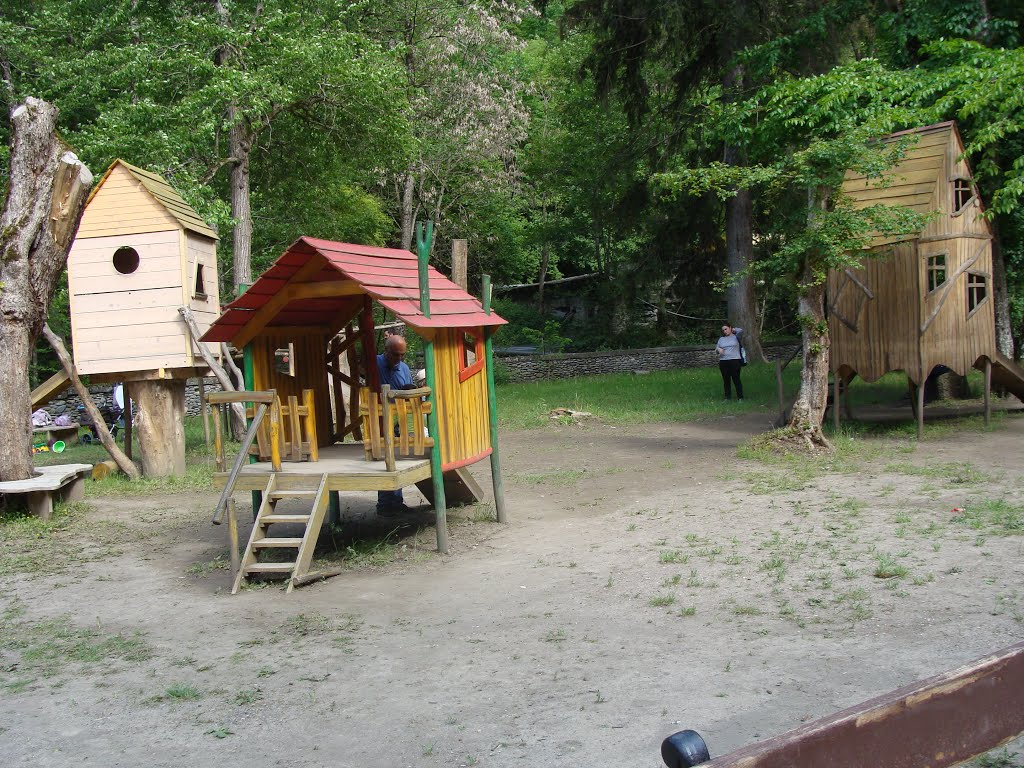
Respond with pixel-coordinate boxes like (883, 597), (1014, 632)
(916, 379), (926, 440)
(482, 274), (506, 523)
(452, 239), (468, 291)
(984, 357), (992, 427)
(123, 385), (133, 461)
(200, 377), (210, 448)
(417, 221), (449, 554)
(132, 378), (186, 477)
(833, 372), (841, 432)
(775, 360), (785, 425)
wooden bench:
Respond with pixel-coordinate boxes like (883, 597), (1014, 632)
(0, 464), (92, 520)
(32, 423), (80, 447)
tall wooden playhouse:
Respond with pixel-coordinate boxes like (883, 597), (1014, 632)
(64, 159), (222, 474)
(828, 121), (1024, 435)
(200, 224), (508, 593)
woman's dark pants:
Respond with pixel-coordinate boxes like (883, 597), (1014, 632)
(719, 359), (743, 400)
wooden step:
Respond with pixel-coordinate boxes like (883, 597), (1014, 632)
(269, 490), (318, 499)
(253, 538), (303, 548)
(260, 514), (311, 525)
(244, 562), (296, 574)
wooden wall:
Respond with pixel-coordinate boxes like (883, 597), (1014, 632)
(920, 237), (997, 377)
(184, 232), (221, 338)
(829, 242), (922, 383)
(76, 164), (179, 238)
(68, 229), (194, 375)
(251, 331), (332, 446)
(432, 328), (491, 470)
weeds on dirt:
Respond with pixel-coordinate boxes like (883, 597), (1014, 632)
(0, 607), (150, 694)
(953, 499), (1024, 535)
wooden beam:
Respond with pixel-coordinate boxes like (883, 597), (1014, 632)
(232, 257), (327, 348)
(288, 280), (364, 300)
(665, 641), (1024, 768)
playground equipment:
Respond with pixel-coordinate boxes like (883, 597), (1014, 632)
(829, 122), (1024, 436)
(200, 223), (507, 592)
(47, 159), (222, 475)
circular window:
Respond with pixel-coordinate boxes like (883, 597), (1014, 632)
(112, 246), (140, 274)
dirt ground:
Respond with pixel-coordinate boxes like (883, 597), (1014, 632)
(2, 406), (1024, 768)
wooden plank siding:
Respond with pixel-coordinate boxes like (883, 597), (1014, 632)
(432, 328), (491, 470)
(68, 229), (196, 375)
(251, 332), (332, 447)
(920, 238), (996, 377)
(76, 164), (179, 238)
(829, 243), (922, 383)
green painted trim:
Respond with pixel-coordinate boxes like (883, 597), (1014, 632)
(481, 275), (505, 523)
(416, 221), (448, 553)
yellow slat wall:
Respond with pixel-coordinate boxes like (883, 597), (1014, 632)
(432, 329), (491, 467)
(76, 165), (179, 238)
(252, 332), (332, 446)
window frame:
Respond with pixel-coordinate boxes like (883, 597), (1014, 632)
(925, 253), (948, 295)
(456, 327), (486, 383)
(966, 270), (990, 319)
(952, 177), (976, 217)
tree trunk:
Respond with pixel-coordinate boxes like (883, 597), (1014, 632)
(786, 185), (833, 450)
(42, 324), (140, 479)
(0, 98), (92, 482)
(990, 226), (1015, 359)
(721, 59), (766, 363)
(400, 170), (416, 252)
(133, 380), (187, 477)
(229, 108), (253, 291)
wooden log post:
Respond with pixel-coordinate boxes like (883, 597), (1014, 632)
(417, 221), (449, 554)
(984, 356), (992, 427)
(452, 239), (468, 291)
(482, 275), (507, 523)
(133, 379), (187, 477)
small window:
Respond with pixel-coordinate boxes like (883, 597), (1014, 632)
(458, 328), (486, 382)
(112, 246), (140, 274)
(926, 254), (947, 293)
(194, 263), (207, 298)
(274, 344), (295, 377)
(967, 272), (988, 317)
(953, 179), (974, 214)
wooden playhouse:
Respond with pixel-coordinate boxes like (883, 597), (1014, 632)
(200, 226), (507, 592)
(56, 159), (222, 475)
(828, 121), (1024, 435)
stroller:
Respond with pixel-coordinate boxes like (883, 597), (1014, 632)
(78, 402), (124, 443)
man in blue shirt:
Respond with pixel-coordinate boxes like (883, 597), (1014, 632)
(376, 334), (417, 516)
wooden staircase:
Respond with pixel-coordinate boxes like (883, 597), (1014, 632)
(232, 473), (336, 594)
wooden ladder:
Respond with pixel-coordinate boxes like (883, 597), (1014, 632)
(231, 473), (335, 594)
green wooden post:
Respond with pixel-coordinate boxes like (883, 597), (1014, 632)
(481, 274), (506, 523)
(237, 283), (262, 515)
(417, 221), (449, 554)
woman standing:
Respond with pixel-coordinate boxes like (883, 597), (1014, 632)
(715, 324), (744, 401)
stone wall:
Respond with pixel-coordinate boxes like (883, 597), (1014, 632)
(496, 341), (801, 383)
(39, 378), (224, 419)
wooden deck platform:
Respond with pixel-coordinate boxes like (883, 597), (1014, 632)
(213, 443), (432, 492)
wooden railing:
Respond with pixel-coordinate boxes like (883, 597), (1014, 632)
(358, 385), (435, 471)
(206, 390), (276, 525)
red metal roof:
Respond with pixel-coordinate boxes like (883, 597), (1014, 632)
(201, 237), (506, 344)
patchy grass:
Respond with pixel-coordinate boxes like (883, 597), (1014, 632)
(0, 501), (121, 578)
(953, 499), (1024, 536)
(0, 607), (150, 693)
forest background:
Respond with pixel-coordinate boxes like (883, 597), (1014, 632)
(3, 0), (1024, 384)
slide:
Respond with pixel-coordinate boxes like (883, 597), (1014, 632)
(986, 352), (1024, 403)
(30, 370), (70, 410)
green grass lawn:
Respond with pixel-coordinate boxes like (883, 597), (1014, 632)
(495, 362), (801, 430)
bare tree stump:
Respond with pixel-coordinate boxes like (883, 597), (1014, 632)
(133, 380), (187, 477)
(0, 98), (92, 481)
